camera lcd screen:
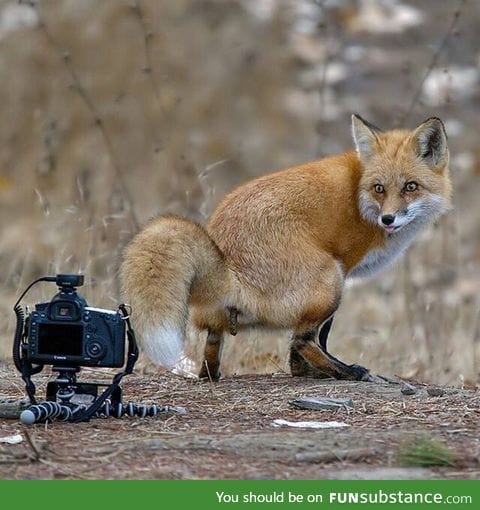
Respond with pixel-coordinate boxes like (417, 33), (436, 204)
(37, 323), (83, 356)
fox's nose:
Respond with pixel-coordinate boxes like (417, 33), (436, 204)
(381, 214), (395, 226)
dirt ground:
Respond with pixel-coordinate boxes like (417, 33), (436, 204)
(0, 363), (478, 480)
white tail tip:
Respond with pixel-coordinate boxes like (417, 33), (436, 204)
(142, 323), (184, 370)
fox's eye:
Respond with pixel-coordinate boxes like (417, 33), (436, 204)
(405, 181), (418, 192)
(374, 184), (384, 194)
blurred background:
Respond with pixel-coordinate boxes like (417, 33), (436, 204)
(0, 0), (478, 385)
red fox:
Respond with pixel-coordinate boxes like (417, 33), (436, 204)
(120, 115), (451, 381)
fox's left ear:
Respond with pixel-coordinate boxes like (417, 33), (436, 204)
(412, 117), (449, 169)
(351, 114), (382, 161)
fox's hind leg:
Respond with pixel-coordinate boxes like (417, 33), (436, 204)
(198, 330), (224, 381)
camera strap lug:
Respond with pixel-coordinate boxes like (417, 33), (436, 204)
(68, 304), (138, 422)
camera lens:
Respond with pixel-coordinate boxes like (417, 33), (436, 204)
(85, 340), (105, 359)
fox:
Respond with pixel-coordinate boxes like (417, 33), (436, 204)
(120, 115), (451, 381)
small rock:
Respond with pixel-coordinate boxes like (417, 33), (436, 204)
(0, 398), (30, 419)
(401, 383), (417, 395)
(290, 397), (353, 411)
(172, 406), (188, 415)
(427, 387), (446, 397)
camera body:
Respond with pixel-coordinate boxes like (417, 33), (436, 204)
(26, 275), (125, 368)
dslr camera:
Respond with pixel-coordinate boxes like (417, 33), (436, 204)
(24, 274), (125, 368)
(12, 274), (156, 425)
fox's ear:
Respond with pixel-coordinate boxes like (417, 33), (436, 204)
(351, 114), (381, 161)
(412, 117), (449, 169)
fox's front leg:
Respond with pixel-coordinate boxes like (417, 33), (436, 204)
(290, 317), (334, 378)
(291, 326), (371, 381)
(317, 315), (334, 351)
(288, 259), (371, 380)
(290, 296), (371, 381)
(315, 315), (371, 379)
(290, 315), (350, 377)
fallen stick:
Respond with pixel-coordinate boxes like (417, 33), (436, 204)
(295, 447), (379, 464)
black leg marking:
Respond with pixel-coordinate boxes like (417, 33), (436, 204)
(290, 318), (334, 378)
(318, 315), (334, 351)
(292, 328), (371, 381)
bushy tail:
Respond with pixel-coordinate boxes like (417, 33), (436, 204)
(120, 216), (226, 370)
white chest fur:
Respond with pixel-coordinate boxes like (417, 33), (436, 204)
(348, 220), (425, 279)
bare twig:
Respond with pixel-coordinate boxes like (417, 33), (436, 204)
(399, 0), (466, 124)
(472, 308), (480, 378)
(130, 0), (165, 113)
(202, 360), (213, 383)
(314, 2), (335, 155)
(32, 4), (140, 231)
(267, 354), (286, 374)
(21, 429), (41, 462)
(402, 253), (417, 344)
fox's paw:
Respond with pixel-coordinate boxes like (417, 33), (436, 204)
(348, 363), (371, 381)
(291, 365), (332, 379)
(198, 363), (221, 382)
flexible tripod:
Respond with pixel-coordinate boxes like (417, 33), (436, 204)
(20, 366), (171, 424)
(15, 301), (183, 424)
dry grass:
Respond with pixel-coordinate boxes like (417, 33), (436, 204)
(0, 0), (479, 385)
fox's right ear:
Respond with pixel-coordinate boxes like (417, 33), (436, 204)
(351, 114), (382, 161)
